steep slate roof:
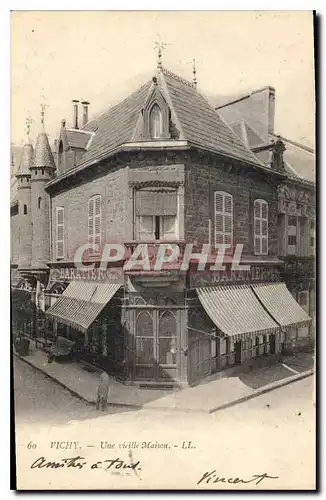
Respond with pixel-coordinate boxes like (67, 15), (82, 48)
(74, 69), (262, 171)
(162, 71), (261, 165)
(16, 142), (34, 175)
(229, 120), (265, 149)
(66, 129), (94, 150)
(11, 143), (32, 201)
(80, 81), (153, 166)
(229, 122), (315, 184)
(269, 133), (315, 183)
(34, 131), (56, 169)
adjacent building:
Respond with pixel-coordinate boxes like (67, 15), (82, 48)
(216, 86), (316, 353)
(11, 63), (314, 387)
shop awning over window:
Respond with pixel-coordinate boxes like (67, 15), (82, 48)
(46, 282), (122, 332)
(252, 282), (311, 328)
(196, 285), (280, 341)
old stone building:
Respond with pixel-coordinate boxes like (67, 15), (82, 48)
(11, 62), (313, 387)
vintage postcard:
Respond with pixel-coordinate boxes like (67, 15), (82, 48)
(11, 10), (316, 491)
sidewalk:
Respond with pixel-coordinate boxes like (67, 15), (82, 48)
(14, 342), (314, 414)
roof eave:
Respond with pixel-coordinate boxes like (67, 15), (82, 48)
(44, 140), (191, 190)
(187, 142), (286, 179)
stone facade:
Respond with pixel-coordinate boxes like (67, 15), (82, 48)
(184, 151), (280, 255)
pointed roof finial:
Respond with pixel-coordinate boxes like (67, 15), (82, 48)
(25, 117), (33, 142)
(153, 36), (168, 72)
(40, 102), (48, 130)
(192, 58), (197, 89)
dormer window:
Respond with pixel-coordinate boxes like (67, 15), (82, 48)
(150, 104), (163, 139)
(143, 84), (170, 140)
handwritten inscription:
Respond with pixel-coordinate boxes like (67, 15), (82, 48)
(30, 456), (141, 473)
(197, 470), (279, 487)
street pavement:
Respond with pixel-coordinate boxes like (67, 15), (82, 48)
(13, 357), (97, 425)
(13, 357), (316, 490)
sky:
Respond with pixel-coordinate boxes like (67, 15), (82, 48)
(11, 11), (315, 148)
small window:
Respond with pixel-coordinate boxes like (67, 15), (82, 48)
(214, 191), (233, 248)
(23, 204), (27, 215)
(298, 292), (308, 307)
(150, 104), (163, 139)
(41, 169), (44, 175)
(288, 235), (297, 246)
(254, 199), (268, 255)
(35, 170), (38, 175)
(310, 237), (315, 248)
(310, 219), (315, 230)
(288, 216), (297, 226)
(38, 197), (42, 209)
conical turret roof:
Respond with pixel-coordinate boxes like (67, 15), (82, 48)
(16, 141), (34, 177)
(34, 131), (56, 169)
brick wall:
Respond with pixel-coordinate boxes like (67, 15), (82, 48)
(184, 152), (279, 256)
(49, 149), (279, 262)
(49, 151), (187, 261)
(51, 166), (129, 261)
(10, 213), (20, 265)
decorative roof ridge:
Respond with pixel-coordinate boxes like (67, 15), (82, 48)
(161, 67), (194, 88)
(66, 128), (94, 136)
(270, 132), (315, 154)
(215, 85), (275, 110)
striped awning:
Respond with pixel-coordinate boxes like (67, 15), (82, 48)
(46, 282), (121, 332)
(196, 285), (280, 341)
(252, 282), (311, 328)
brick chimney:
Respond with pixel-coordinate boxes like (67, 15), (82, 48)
(72, 100), (79, 129)
(268, 87), (276, 135)
(81, 101), (90, 127)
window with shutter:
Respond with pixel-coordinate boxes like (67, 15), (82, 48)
(136, 216), (155, 241)
(214, 191), (233, 248)
(253, 199), (268, 255)
(88, 195), (101, 253)
(135, 187), (178, 241)
(161, 215), (176, 240)
(56, 207), (64, 259)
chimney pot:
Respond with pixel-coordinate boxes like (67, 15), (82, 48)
(81, 101), (90, 127)
(72, 100), (79, 129)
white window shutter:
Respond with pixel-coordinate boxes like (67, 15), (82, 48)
(161, 215), (177, 240)
(214, 191), (233, 248)
(88, 196), (101, 253)
(254, 199), (268, 255)
(137, 215), (155, 241)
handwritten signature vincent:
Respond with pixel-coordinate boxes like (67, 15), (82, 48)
(197, 471), (279, 487)
(30, 456), (141, 472)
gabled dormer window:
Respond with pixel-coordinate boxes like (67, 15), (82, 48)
(150, 104), (163, 139)
(143, 82), (170, 140)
